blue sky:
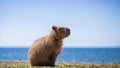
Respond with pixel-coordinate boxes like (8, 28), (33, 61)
(0, 0), (120, 48)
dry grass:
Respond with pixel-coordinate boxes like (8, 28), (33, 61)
(0, 62), (120, 68)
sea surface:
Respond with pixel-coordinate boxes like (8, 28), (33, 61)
(0, 48), (120, 64)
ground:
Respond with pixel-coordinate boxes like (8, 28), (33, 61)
(0, 62), (120, 68)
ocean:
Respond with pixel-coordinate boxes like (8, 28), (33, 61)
(0, 48), (120, 64)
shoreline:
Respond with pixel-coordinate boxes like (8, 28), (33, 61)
(1, 60), (120, 65)
(0, 62), (120, 68)
(0, 61), (120, 64)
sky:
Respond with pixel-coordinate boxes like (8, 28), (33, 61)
(0, 0), (120, 48)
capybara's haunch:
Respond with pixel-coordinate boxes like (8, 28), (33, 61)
(28, 26), (70, 66)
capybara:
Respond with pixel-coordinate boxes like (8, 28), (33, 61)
(28, 26), (70, 66)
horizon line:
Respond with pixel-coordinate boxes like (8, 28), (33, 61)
(0, 46), (120, 48)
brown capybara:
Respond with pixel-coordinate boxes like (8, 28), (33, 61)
(28, 26), (70, 66)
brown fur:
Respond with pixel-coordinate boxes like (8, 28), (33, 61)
(28, 26), (70, 66)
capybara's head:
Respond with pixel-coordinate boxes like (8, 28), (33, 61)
(52, 26), (70, 39)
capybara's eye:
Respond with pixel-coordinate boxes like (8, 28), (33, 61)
(58, 28), (64, 31)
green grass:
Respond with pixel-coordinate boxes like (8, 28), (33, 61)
(0, 62), (120, 68)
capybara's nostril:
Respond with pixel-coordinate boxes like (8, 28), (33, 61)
(68, 28), (70, 32)
(69, 31), (70, 35)
(66, 28), (70, 32)
(67, 28), (70, 34)
(65, 28), (70, 36)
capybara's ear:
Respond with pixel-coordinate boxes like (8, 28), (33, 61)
(52, 26), (57, 30)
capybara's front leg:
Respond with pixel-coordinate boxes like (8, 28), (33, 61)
(49, 55), (57, 66)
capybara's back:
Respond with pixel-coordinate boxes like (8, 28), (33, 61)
(28, 26), (70, 66)
(28, 37), (51, 66)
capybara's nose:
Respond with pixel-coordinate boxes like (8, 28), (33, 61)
(67, 28), (70, 35)
(67, 28), (70, 32)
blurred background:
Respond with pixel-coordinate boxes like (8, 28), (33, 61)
(0, 0), (120, 64)
(0, 0), (120, 48)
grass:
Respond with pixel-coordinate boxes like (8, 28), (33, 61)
(0, 62), (120, 68)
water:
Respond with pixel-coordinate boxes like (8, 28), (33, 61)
(0, 48), (120, 64)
